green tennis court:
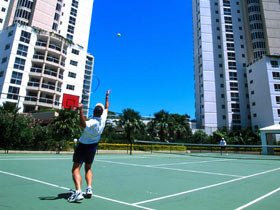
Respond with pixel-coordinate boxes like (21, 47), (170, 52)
(1, 153), (280, 210)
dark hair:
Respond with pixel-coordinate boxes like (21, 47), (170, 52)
(94, 105), (103, 117)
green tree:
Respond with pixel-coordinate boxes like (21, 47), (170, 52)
(118, 108), (144, 154)
(168, 114), (192, 142)
(52, 108), (82, 151)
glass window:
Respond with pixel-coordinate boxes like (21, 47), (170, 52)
(20, 30), (31, 44)
(17, 44), (28, 57)
(10, 71), (23, 85)
(66, 84), (75, 90)
(70, 60), (78, 66)
(271, 60), (279, 68)
(68, 72), (76, 78)
(14, 57), (26, 70)
(7, 86), (20, 100)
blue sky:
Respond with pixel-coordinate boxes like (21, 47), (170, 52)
(87, 0), (194, 118)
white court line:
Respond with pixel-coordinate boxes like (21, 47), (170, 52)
(235, 187), (280, 210)
(133, 167), (280, 205)
(97, 159), (243, 178)
(0, 170), (154, 210)
(0, 158), (71, 161)
(148, 159), (231, 167)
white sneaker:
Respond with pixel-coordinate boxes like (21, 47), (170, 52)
(85, 187), (93, 199)
(68, 191), (84, 202)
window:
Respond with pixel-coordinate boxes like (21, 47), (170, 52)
(8, 30), (13, 37)
(271, 60), (279, 68)
(5, 44), (10, 50)
(227, 43), (235, 51)
(253, 113), (257, 117)
(68, 72), (76, 78)
(1, 57), (7, 63)
(0, 71), (4, 77)
(232, 103), (240, 112)
(70, 8), (77, 16)
(67, 25), (75, 34)
(228, 62), (236, 70)
(72, 49), (79, 55)
(276, 96), (280, 104)
(69, 16), (76, 25)
(67, 34), (73, 41)
(226, 34), (234, 42)
(17, 44), (28, 57)
(14, 57), (26, 70)
(10, 71), (23, 85)
(232, 114), (241, 123)
(70, 60), (78, 66)
(72, 0), (79, 8)
(20, 30), (31, 44)
(278, 110), (280, 117)
(273, 72), (280, 80)
(274, 84), (280, 91)
(66, 84), (75, 90)
(0, 18), (3, 23)
(229, 72), (237, 80)
(231, 92), (239, 101)
(7, 86), (20, 100)
(230, 82), (238, 90)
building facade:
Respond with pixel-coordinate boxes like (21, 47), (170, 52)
(193, 0), (280, 133)
(0, 0), (94, 117)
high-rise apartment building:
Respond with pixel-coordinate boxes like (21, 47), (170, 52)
(0, 0), (94, 117)
(193, 0), (280, 133)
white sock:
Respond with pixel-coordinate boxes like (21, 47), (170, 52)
(76, 190), (81, 193)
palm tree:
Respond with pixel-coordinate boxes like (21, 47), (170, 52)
(118, 108), (143, 154)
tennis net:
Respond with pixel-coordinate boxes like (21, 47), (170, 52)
(133, 140), (280, 160)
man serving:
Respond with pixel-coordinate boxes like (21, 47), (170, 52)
(68, 90), (111, 202)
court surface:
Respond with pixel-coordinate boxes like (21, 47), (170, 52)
(0, 153), (280, 210)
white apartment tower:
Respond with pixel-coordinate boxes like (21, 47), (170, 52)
(0, 0), (94, 116)
(193, 0), (280, 132)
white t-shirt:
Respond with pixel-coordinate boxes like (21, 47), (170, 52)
(220, 139), (227, 146)
(79, 109), (108, 144)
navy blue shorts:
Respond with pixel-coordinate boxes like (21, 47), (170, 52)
(73, 143), (98, 164)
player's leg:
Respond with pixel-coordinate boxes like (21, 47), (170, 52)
(72, 162), (83, 190)
(68, 162), (84, 202)
(84, 143), (98, 198)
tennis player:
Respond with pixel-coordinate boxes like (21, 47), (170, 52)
(220, 137), (227, 154)
(68, 90), (111, 203)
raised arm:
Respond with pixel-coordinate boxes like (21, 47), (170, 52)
(77, 103), (86, 128)
(105, 89), (111, 110)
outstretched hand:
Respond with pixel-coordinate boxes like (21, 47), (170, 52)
(77, 103), (83, 110)
(106, 89), (112, 96)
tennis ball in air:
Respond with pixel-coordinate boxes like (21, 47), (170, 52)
(117, 33), (121, 37)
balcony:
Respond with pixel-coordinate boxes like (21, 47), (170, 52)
(30, 67), (42, 75)
(41, 83), (55, 91)
(44, 69), (57, 78)
(27, 81), (40, 88)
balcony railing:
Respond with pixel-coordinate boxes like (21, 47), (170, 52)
(39, 97), (53, 104)
(44, 69), (57, 77)
(27, 81), (40, 87)
(49, 44), (61, 52)
(46, 56), (59, 64)
(25, 96), (37, 102)
(30, 67), (42, 73)
(33, 54), (44, 60)
(41, 83), (55, 90)
(36, 41), (47, 47)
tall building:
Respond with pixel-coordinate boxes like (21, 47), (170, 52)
(0, 0), (94, 117)
(193, 0), (280, 133)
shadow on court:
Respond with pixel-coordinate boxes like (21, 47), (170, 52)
(39, 192), (75, 202)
